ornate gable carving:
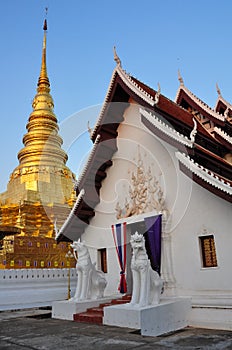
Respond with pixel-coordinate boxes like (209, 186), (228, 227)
(115, 148), (168, 219)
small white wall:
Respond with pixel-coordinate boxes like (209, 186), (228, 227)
(0, 268), (77, 311)
(172, 177), (232, 293)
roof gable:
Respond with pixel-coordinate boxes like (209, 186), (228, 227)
(56, 64), (232, 242)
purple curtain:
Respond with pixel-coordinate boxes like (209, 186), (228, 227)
(144, 215), (162, 275)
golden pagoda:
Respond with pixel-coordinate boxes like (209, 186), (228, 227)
(0, 19), (76, 269)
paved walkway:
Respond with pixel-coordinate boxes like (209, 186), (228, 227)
(0, 308), (232, 349)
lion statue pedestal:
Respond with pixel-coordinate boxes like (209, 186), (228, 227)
(103, 232), (191, 336)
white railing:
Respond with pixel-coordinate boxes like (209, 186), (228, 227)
(0, 268), (77, 311)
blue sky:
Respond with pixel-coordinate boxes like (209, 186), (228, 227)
(1, 0), (232, 193)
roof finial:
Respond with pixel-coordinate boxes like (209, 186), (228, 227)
(43, 19), (47, 31)
(38, 13), (50, 91)
(216, 83), (221, 96)
(43, 7), (48, 31)
(178, 69), (184, 85)
(154, 82), (161, 105)
(113, 46), (121, 67)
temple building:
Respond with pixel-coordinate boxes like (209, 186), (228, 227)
(0, 20), (76, 269)
(56, 50), (232, 329)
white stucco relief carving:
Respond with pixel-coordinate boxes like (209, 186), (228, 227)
(115, 148), (168, 220)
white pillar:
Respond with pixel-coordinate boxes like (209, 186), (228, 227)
(161, 217), (176, 295)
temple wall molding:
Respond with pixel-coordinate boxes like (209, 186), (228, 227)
(214, 127), (232, 145)
(176, 152), (232, 195)
(140, 108), (197, 148)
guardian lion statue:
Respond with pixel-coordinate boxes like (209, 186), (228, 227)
(70, 241), (107, 301)
(129, 232), (163, 307)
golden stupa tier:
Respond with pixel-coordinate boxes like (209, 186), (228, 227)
(0, 164), (75, 205)
(0, 199), (76, 269)
(0, 201), (71, 237)
(0, 20), (76, 206)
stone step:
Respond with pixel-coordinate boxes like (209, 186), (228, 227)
(98, 302), (113, 308)
(86, 307), (104, 315)
(73, 312), (103, 324)
(73, 295), (131, 325)
(121, 294), (132, 301)
(111, 299), (130, 305)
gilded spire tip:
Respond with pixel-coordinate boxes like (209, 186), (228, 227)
(43, 7), (48, 30)
(37, 15), (50, 91)
(43, 19), (47, 31)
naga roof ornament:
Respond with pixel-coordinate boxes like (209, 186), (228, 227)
(216, 83), (221, 96)
(113, 46), (122, 67)
(178, 69), (184, 86)
(154, 82), (161, 105)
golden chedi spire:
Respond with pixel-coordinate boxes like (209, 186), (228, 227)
(1, 19), (75, 205)
(17, 19), (67, 168)
(0, 18), (76, 269)
(38, 19), (49, 87)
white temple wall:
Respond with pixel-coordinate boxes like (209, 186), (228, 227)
(81, 102), (232, 328)
(172, 174), (232, 293)
(0, 268), (77, 311)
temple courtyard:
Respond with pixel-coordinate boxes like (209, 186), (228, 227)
(0, 308), (231, 350)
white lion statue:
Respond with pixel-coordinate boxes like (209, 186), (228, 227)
(70, 241), (107, 301)
(129, 232), (163, 307)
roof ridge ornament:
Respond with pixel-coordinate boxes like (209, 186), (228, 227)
(178, 69), (184, 86)
(190, 118), (197, 143)
(216, 83), (221, 96)
(87, 121), (92, 136)
(113, 46), (122, 67)
(224, 107), (229, 119)
(154, 82), (161, 105)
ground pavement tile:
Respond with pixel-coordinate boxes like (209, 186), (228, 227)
(0, 310), (232, 350)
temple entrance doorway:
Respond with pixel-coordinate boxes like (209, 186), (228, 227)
(117, 214), (162, 295)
